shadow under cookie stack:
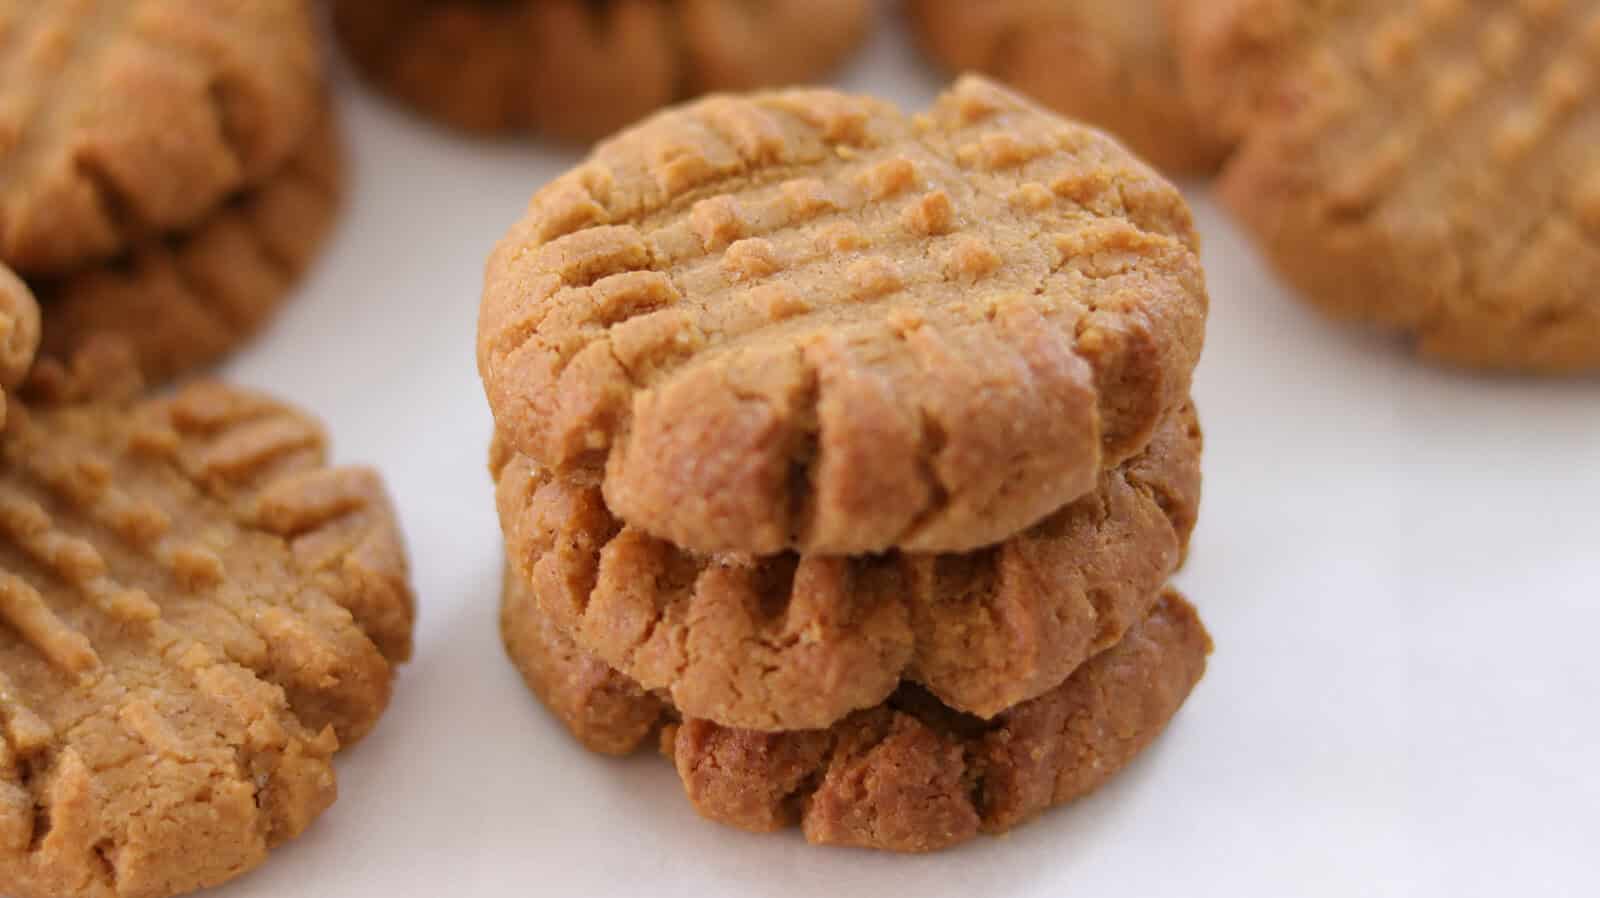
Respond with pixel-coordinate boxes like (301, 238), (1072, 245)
(481, 77), (1215, 852)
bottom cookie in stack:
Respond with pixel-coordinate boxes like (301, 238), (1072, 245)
(501, 566), (1210, 853)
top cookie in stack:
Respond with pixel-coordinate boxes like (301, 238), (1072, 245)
(480, 76), (1206, 560)
(0, 0), (338, 387)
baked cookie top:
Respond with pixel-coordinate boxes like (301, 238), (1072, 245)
(0, 383), (414, 898)
(0, 0), (322, 274)
(0, 265), (40, 426)
(495, 402), (1201, 732)
(333, 0), (873, 141)
(30, 103), (342, 389)
(480, 77), (1207, 557)
(1187, 0), (1600, 372)
(909, 0), (1230, 174)
(502, 571), (1211, 854)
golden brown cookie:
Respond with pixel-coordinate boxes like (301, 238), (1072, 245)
(909, 0), (1230, 174)
(1185, 0), (1600, 373)
(0, 265), (41, 426)
(480, 77), (1208, 557)
(0, 0), (324, 275)
(25, 106), (342, 390)
(495, 402), (1201, 731)
(0, 382), (415, 898)
(332, 0), (873, 141)
(502, 572), (1211, 853)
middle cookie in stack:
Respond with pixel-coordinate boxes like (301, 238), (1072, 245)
(480, 77), (1211, 849)
(494, 402), (1202, 730)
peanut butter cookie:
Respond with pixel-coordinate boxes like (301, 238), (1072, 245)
(333, 0), (873, 141)
(495, 402), (1201, 731)
(27, 107), (342, 389)
(909, 0), (1229, 174)
(502, 572), (1211, 853)
(0, 382), (414, 898)
(0, 0), (323, 274)
(1181, 0), (1600, 372)
(480, 77), (1207, 557)
(0, 266), (40, 426)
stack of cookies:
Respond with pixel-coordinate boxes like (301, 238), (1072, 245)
(481, 76), (1215, 852)
(1174, 0), (1600, 373)
(1, 0), (341, 391)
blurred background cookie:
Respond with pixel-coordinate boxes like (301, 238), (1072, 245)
(332, 0), (873, 141)
(909, 0), (1230, 175)
(1167, 0), (1318, 145)
(0, 0), (323, 274)
(29, 108), (343, 389)
(1189, 0), (1600, 373)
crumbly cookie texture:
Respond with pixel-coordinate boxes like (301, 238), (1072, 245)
(0, 266), (40, 426)
(1187, 0), (1600, 373)
(332, 0), (873, 141)
(495, 403), (1201, 731)
(503, 573), (1211, 853)
(0, 0), (323, 275)
(0, 383), (414, 898)
(27, 106), (342, 390)
(909, 0), (1230, 174)
(480, 77), (1207, 557)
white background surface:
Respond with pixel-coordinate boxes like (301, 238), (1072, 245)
(200, 9), (1600, 897)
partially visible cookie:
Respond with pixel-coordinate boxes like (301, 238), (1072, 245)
(496, 402), (1201, 731)
(1192, 0), (1600, 372)
(333, 0), (873, 141)
(909, 0), (1230, 174)
(480, 77), (1207, 557)
(1166, 0), (1321, 145)
(503, 572), (1211, 853)
(0, 382), (414, 898)
(0, 265), (40, 425)
(0, 0), (323, 274)
(26, 107), (342, 390)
